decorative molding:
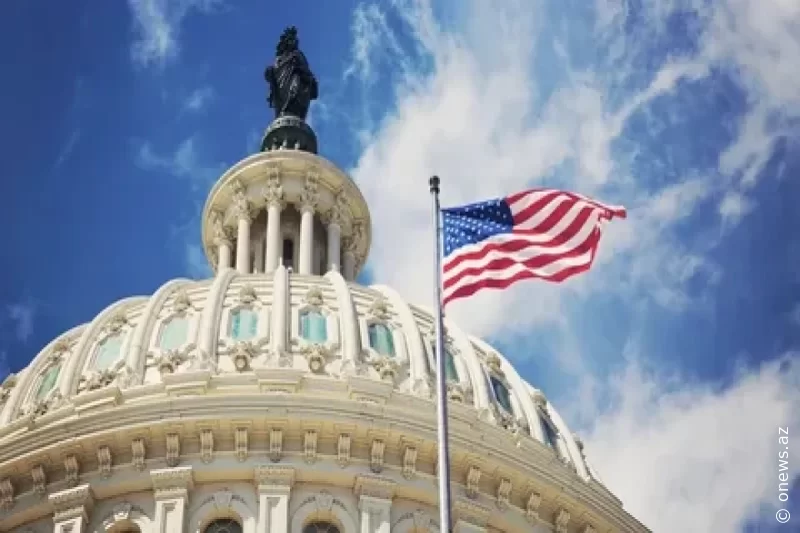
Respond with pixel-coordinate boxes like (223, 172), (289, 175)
(402, 446), (418, 480)
(49, 484), (93, 523)
(254, 465), (295, 488)
(370, 439), (385, 473)
(269, 428), (283, 462)
(200, 429), (214, 464)
(234, 427), (248, 462)
(165, 433), (180, 467)
(354, 474), (396, 500)
(238, 284), (258, 304)
(337, 433), (351, 467)
(63, 455), (79, 487)
(131, 438), (146, 471)
(554, 508), (571, 533)
(31, 465), (46, 497)
(531, 389), (547, 409)
(150, 466), (194, 499)
(0, 478), (13, 510)
(303, 430), (318, 464)
(582, 525), (597, 533)
(496, 478), (512, 510)
(213, 489), (234, 510)
(299, 171), (320, 214)
(465, 465), (481, 499)
(453, 498), (490, 527)
(367, 297), (391, 321)
(231, 180), (253, 221)
(525, 491), (542, 523)
(303, 286), (324, 308)
(0, 374), (17, 405)
(97, 446), (112, 478)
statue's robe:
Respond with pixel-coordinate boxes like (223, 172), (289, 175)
(266, 49), (318, 120)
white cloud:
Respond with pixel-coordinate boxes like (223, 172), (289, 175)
(128, 0), (224, 68)
(5, 302), (35, 343)
(183, 86), (214, 112)
(582, 354), (800, 532)
(342, 0), (800, 530)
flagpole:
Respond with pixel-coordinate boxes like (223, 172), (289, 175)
(429, 175), (453, 532)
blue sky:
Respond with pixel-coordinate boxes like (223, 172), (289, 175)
(1, 0), (799, 531)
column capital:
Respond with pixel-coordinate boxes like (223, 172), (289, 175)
(354, 474), (396, 501)
(324, 191), (351, 233)
(264, 172), (286, 210)
(231, 184), (254, 222)
(150, 466), (194, 499)
(299, 172), (320, 214)
(254, 465), (295, 489)
(49, 483), (94, 522)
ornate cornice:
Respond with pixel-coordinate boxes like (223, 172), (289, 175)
(254, 465), (295, 488)
(150, 466), (193, 499)
(354, 474), (396, 501)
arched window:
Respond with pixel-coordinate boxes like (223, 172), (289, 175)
(303, 521), (341, 533)
(283, 238), (295, 269)
(300, 310), (327, 343)
(93, 334), (123, 371)
(35, 364), (61, 400)
(204, 518), (242, 533)
(541, 418), (559, 450)
(158, 317), (188, 350)
(368, 323), (395, 357)
(230, 308), (258, 341)
(490, 375), (513, 414)
(428, 340), (458, 381)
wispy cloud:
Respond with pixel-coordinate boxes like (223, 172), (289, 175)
(341, 0), (800, 530)
(53, 128), (81, 170)
(4, 301), (36, 343)
(128, 0), (225, 68)
(183, 86), (214, 112)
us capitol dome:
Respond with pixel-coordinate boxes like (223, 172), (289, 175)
(0, 27), (648, 533)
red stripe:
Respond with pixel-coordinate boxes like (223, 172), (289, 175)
(443, 227), (600, 292)
(443, 232), (601, 305)
(443, 206), (595, 274)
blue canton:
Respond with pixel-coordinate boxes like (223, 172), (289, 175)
(442, 198), (514, 257)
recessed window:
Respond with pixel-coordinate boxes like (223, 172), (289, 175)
(541, 418), (559, 450)
(204, 519), (242, 533)
(35, 364), (61, 400)
(283, 238), (294, 269)
(230, 308), (258, 341)
(368, 323), (395, 357)
(158, 317), (188, 351)
(92, 334), (124, 371)
(303, 522), (341, 533)
(490, 375), (513, 413)
(300, 310), (327, 343)
(429, 341), (458, 381)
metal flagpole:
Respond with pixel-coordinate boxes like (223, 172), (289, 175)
(429, 175), (453, 532)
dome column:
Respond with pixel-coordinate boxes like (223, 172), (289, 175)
(211, 212), (233, 271)
(264, 173), (285, 273)
(49, 484), (93, 533)
(151, 467), (193, 533)
(255, 466), (295, 532)
(298, 173), (319, 274)
(326, 193), (347, 273)
(343, 237), (357, 281)
(232, 186), (253, 274)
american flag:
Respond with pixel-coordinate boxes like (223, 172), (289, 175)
(441, 188), (626, 305)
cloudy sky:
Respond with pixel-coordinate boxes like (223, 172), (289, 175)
(1, 0), (799, 531)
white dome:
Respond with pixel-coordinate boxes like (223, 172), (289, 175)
(0, 270), (644, 532)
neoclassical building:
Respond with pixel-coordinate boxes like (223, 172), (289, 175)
(0, 27), (649, 533)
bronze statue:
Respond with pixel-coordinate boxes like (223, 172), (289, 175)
(265, 26), (318, 121)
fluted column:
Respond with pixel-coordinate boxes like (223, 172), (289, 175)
(232, 186), (253, 274)
(342, 237), (356, 281)
(255, 465), (295, 533)
(264, 173), (285, 273)
(151, 466), (193, 533)
(298, 173), (319, 274)
(211, 210), (233, 272)
(355, 476), (395, 533)
(49, 484), (93, 533)
(326, 193), (349, 272)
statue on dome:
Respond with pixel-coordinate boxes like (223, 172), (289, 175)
(265, 26), (318, 121)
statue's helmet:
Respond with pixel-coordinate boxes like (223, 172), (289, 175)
(277, 26), (299, 55)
